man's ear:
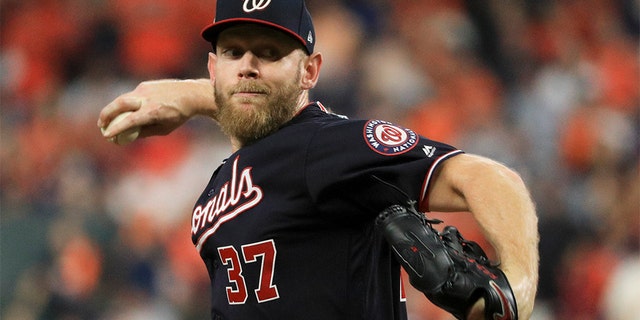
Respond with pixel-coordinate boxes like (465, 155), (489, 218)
(207, 52), (217, 86)
(301, 52), (322, 90)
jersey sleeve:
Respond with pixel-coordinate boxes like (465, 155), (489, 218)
(305, 119), (463, 218)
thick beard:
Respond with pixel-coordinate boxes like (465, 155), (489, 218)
(214, 78), (302, 146)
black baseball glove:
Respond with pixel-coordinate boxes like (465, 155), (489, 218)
(375, 203), (518, 320)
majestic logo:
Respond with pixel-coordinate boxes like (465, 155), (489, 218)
(364, 120), (419, 155)
(422, 145), (436, 158)
(192, 156), (263, 252)
(243, 0), (271, 13)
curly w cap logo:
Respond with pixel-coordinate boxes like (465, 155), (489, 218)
(243, 0), (272, 12)
(364, 120), (419, 156)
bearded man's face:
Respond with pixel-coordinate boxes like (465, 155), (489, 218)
(214, 75), (301, 146)
(210, 24), (308, 146)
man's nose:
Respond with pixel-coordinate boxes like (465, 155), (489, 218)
(238, 52), (259, 79)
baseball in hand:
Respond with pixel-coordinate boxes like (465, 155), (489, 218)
(101, 111), (140, 145)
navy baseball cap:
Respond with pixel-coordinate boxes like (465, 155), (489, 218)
(201, 0), (316, 54)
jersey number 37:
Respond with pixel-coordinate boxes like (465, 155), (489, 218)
(217, 239), (280, 304)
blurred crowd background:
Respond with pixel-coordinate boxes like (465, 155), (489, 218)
(1, 0), (638, 319)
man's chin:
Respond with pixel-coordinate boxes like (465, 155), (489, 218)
(233, 95), (267, 106)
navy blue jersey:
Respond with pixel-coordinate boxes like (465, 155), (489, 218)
(191, 102), (463, 320)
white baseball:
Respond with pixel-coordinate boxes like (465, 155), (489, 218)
(101, 111), (140, 145)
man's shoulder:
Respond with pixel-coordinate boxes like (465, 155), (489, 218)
(287, 102), (361, 131)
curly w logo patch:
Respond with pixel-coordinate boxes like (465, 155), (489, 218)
(243, 0), (272, 12)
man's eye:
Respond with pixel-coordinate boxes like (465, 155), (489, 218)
(221, 48), (243, 57)
(259, 48), (279, 60)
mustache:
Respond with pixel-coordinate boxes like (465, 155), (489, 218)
(231, 82), (271, 95)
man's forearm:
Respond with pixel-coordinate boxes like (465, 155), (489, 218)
(457, 157), (539, 319)
(178, 79), (217, 119)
